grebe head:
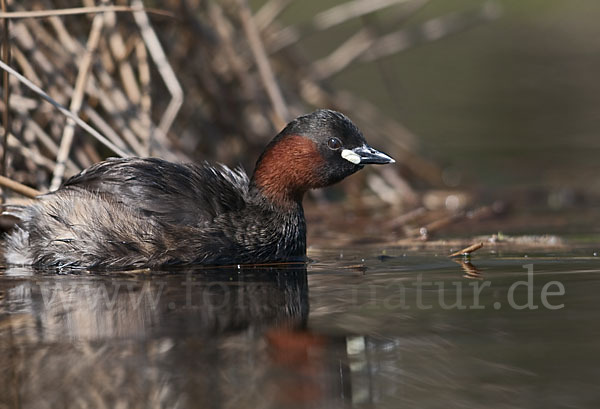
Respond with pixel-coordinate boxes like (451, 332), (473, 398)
(251, 109), (395, 205)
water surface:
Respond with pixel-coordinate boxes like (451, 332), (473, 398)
(0, 246), (598, 408)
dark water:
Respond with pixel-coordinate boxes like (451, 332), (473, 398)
(0, 247), (599, 408)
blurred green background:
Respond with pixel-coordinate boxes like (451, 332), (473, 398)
(254, 0), (600, 193)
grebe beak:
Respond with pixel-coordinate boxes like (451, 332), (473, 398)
(341, 145), (395, 165)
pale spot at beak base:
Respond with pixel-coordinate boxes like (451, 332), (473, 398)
(341, 149), (361, 165)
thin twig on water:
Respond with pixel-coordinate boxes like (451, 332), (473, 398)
(449, 242), (484, 258)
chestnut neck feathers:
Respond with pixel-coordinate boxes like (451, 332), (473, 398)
(250, 134), (325, 206)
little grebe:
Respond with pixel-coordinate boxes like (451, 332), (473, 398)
(5, 110), (394, 268)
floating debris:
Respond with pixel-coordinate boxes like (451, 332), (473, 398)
(448, 242), (484, 258)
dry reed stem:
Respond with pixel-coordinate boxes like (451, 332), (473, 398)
(89, 70), (146, 155)
(48, 15), (80, 55)
(313, 0), (412, 30)
(360, 1), (501, 63)
(132, 0), (182, 136)
(0, 5), (173, 20)
(0, 59), (130, 158)
(95, 7), (145, 155)
(0, 0), (9, 187)
(312, 28), (374, 80)
(135, 39), (152, 156)
(12, 21), (54, 75)
(5, 131), (57, 172)
(209, 2), (252, 99)
(104, 5), (141, 105)
(10, 46), (41, 84)
(417, 212), (465, 240)
(50, 12), (104, 191)
(43, 12), (104, 169)
(82, 107), (128, 151)
(0, 95), (36, 113)
(0, 175), (42, 198)
(254, 0), (292, 31)
(24, 118), (79, 172)
(237, 0), (289, 128)
(268, 0), (411, 53)
(10, 1), (175, 161)
(312, 0), (501, 80)
(316, 0), (423, 80)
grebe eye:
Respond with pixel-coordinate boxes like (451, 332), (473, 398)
(327, 137), (342, 150)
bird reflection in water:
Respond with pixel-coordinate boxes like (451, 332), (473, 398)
(0, 264), (351, 408)
(451, 258), (483, 279)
